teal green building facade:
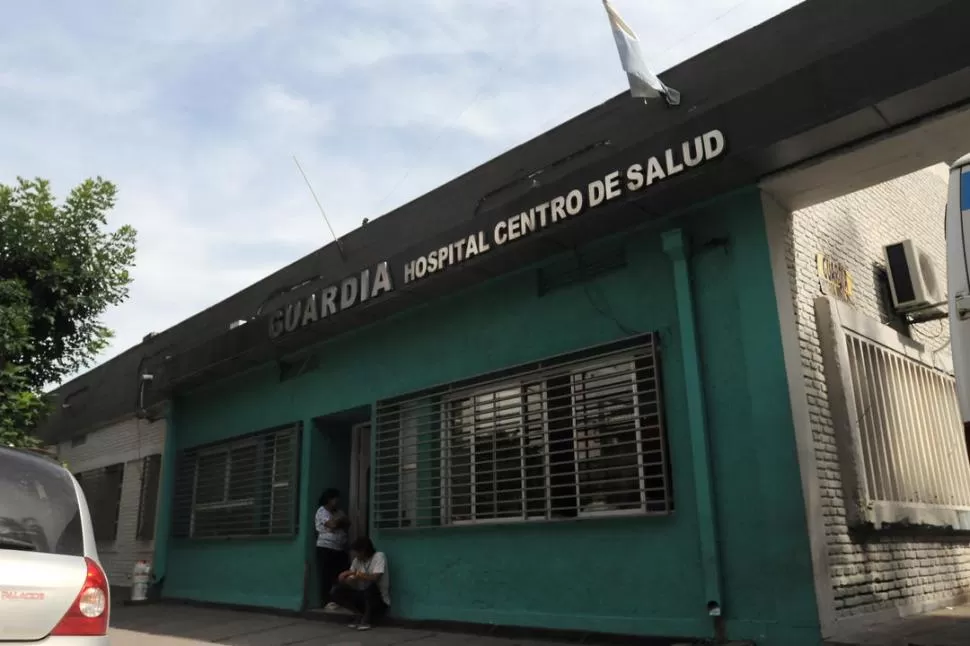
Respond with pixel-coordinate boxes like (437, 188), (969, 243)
(32, 5), (970, 643)
(150, 189), (822, 645)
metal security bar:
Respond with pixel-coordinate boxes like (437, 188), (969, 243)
(171, 423), (301, 539)
(374, 334), (671, 529)
(74, 463), (125, 542)
(816, 296), (970, 530)
(845, 332), (970, 508)
(136, 454), (162, 541)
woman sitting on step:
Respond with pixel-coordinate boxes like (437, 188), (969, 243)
(329, 536), (390, 632)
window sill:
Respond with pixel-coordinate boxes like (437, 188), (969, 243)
(852, 500), (970, 535)
(171, 533), (299, 544)
(448, 516), (547, 527)
(378, 508), (673, 532)
(577, 507), (656, 519)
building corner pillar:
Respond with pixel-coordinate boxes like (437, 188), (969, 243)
(151, 403), (177, 594)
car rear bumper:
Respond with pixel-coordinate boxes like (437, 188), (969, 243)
(22, 636), (111, 646)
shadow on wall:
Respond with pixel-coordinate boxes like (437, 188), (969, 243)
(785, 165), (970, 619)
(871, 264), (909, 337)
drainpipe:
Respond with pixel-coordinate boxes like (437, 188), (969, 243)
(150, 404), (178, 598)
(299, 417), (314, 612)
(661, 228), (725, 641)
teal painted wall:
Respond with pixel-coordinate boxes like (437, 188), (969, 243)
(687, 200), (820, 645)
(162, 190), (820, 645)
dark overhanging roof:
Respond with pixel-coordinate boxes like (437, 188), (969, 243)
(36, 0), (970, 443)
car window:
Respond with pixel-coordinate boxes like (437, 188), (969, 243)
(0, 449), (84, 556)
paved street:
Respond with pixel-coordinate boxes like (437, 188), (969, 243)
(109, 603), (611, 646)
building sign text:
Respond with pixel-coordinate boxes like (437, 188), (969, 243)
(269, 128), (727, 339)
(816, 252), (854, 302)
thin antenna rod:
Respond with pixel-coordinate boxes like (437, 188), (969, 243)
(293, 155), (345, 260)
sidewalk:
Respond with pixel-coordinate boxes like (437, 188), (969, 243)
(111, 600), (970, 646)
(109, 603), (677, 646)
(823, 603), (970, 646)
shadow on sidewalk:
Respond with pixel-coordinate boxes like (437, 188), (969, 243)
(110, 603), (444, 646)
(108, 602), (726, 646)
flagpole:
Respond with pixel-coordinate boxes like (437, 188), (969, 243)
(293, 156), (346, 261)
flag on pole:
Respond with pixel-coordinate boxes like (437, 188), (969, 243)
(602, 0), (681, 106)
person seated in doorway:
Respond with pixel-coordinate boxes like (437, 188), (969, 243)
(330, 536), (390, 631)
(315, 488), (350, 610)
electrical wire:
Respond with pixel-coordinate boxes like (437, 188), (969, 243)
(583, 282), (642, 337)
(569, 246), (642, 336)
(912, 317), (946, 340)
(909, 318), (950, 372)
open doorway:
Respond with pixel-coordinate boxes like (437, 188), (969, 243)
(309, 406), (370, 610)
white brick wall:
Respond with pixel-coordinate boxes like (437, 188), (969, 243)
(783, 164), (970, 619)
(56, 418), (166, 590)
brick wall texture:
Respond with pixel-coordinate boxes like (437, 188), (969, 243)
(56, 417), (166, 590)
(784, 163), (970, 619)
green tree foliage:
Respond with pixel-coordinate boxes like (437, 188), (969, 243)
(1, 178), (136, 448)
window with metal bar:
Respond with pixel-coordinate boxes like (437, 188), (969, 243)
(374, 334), (671, 529)
(136, 454), (162, 540)
(170, 423), (301, 539)
(74, 463), (125, 542)
(817, 296), (970, 530)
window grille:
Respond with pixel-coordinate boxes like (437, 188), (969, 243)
(817, 296), (970, 530)
(136, 454), (162, 540)
(374, 334), (671, 529)
(171, 423), (301, 539)
(845, 333), (970, 510)
(74, 463), (125, 542)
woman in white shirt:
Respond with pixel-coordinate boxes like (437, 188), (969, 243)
(330, 536), (390, 631)
(314, 488), (349, 608)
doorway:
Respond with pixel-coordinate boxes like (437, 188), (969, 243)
(310, 407), (371, 610)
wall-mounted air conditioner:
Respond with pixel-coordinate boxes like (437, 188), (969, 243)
(883, 239), (944, 315)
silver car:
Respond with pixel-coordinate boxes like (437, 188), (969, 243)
(0, 446), (110, 645)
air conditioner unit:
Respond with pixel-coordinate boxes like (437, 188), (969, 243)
(883, 239), (944, 314)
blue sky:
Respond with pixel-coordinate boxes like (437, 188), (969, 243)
(0, 0), (801, 370)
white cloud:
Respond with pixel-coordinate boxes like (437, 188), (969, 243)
(0, 0), (804, 376)
(244, 84), (335, 140)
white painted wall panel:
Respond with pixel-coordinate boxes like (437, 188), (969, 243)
(56, 418), (166, 590)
